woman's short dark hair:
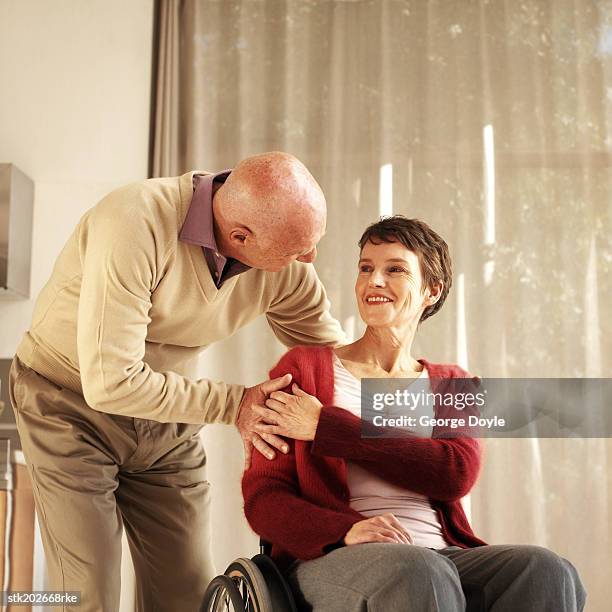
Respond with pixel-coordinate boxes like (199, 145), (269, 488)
(358, 216), (452, 322)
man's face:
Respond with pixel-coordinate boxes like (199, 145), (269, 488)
(246, 234), (321, 272)
(234, 212), (325, 271)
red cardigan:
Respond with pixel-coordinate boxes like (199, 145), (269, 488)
(242, 345), (486, 569)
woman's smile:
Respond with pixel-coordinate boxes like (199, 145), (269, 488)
(365, 293), (394, 305)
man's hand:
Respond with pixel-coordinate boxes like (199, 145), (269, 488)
(254, 383), (323, 441)
(344, 514), (413, 546)
(236, 374), (292, 469)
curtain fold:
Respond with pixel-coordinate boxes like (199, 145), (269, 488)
(152, 1), (611, 608)
(151, 0), (181, 177)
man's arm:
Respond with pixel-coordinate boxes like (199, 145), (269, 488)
(76, 195), (244, 424)
(265, 262), (348, 348)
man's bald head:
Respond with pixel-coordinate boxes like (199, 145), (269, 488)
(213, 152), (327, 271)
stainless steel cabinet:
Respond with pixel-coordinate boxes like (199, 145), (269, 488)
(0, 164), (34, 299)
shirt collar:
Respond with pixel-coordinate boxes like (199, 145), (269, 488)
(178, 170), (231, 250)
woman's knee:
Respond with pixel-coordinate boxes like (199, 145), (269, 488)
(510, 546), (586, 608)
(518, 546), (577, 576)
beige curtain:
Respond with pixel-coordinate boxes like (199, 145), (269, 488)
(152, 1), (612, 608)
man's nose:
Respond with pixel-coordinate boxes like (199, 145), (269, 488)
(297, 247), (317, 263)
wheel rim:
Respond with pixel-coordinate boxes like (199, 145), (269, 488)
(227, 573), (256, 611)
(226, 558), (272, 612)
(201, 575), (245, 612)
(201, 556), (297, 612)
(251, 554), (298, 612)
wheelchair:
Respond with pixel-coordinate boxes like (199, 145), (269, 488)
(199, 540), (298, 612)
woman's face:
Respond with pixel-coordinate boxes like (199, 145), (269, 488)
(355, 240), (430, 329)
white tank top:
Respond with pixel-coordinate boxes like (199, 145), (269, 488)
(332, 354), (449, 550)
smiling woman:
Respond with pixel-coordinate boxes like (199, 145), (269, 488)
(357, 216), (452, 323)
(357, 242), (440, 333)
(243, 215), (586, 612)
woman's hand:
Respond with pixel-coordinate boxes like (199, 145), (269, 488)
(254, 383), (323, 441)
(344, 514), (413, 546)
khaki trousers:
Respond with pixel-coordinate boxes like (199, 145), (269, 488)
(9, 357), (215, 612)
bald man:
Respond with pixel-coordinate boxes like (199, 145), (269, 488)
(8, 152), (346, 612)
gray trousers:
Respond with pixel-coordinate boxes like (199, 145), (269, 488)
(287, 543), (586, 612)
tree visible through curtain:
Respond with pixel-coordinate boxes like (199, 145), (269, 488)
(151, 1), (611, 607)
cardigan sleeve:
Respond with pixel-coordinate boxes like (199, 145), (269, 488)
(242, 441), (362, 561)
(242, 349), (362, 560)
(311, 406), (483, 502)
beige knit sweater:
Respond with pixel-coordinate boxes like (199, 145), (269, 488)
(16, 171), (345, 424)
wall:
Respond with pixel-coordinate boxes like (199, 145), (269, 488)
(0, 1), (154, 609)
(0, 0), (154, 355)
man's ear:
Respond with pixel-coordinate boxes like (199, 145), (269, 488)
(229, 226), (252, 247)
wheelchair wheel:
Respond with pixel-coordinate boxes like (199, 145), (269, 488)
(226, 558), (273, 611)
(251, 554), (298, 612)
(200, 574), (245, 612)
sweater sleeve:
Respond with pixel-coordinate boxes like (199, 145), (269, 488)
(265, 263), (348, 348)
(242, 350), (362, 561)
(242, 441), (362, 561)
(311, 406), (482, 502)
(76, 195), (244, 424)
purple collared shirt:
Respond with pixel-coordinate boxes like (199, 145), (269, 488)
(179, 170), (250, 287)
